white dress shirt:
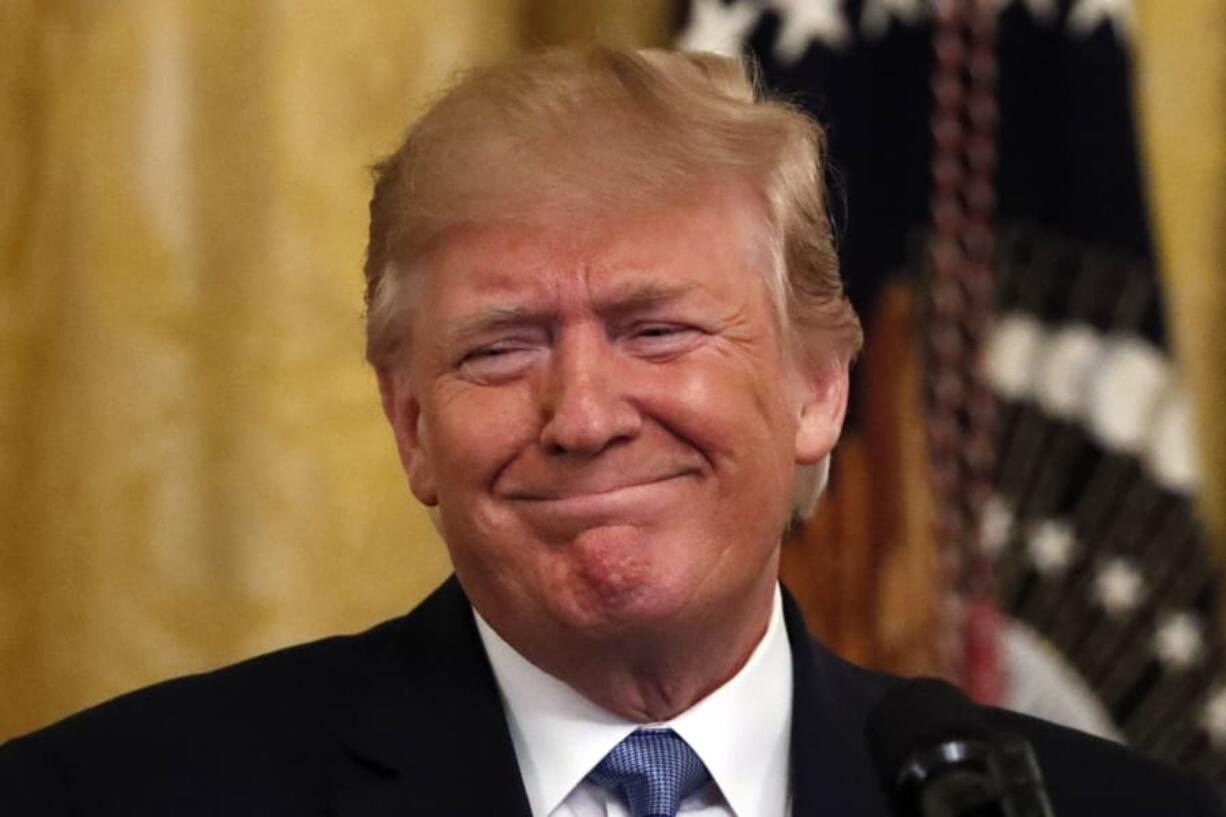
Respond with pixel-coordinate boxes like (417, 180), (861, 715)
(473, 586), (794, 817)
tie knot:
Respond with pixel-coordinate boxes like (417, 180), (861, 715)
(587, 729), (712, 817)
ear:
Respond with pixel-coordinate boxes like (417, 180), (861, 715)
(793, 356), (850, 465)
(377, 366), (439, 506)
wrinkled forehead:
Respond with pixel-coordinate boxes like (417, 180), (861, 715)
(397, 184), (788, 370)
(409, 177), (776, 292)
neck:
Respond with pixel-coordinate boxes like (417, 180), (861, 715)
(503, 581), (777, 722)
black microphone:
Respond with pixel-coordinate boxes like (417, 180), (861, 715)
(866, 678), (1056, 817)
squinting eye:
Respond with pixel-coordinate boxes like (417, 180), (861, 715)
(625, 324), (702, 357)
(458, 344), (541, 382)
(635, 325), (683, 338)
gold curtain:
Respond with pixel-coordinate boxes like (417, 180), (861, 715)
(1135, 0), (1226, 558)
(0, 0), (670, 738)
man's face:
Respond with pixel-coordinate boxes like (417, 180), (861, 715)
(380, 183), (847, 647)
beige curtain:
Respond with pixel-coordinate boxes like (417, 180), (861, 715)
(1135, 0), (1226, 557)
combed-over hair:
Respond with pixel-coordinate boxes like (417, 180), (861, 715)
(362, 46), (861, 370)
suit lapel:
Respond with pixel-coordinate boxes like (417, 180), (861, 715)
(329, 578), (532, 817)
(783, 588), (896, 817)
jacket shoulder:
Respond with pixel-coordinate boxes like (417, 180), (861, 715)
(12, 612), (403, 736)
(986, 706), (1224, 815)
(0, 611), (415, 816)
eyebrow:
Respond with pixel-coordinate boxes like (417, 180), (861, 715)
(447, 305), (549, 349)
(446, 281), (698, 346)
(593, 281), (696, 319)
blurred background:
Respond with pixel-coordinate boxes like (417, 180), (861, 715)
(2, 0), (1224, 787)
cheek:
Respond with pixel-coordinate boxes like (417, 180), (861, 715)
(427, 382), (540, 492)
(648, 358), (797, 472)
(426, 385), (543, 588)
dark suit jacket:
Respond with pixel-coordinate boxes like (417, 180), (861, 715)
(1, 577), (1220, 815)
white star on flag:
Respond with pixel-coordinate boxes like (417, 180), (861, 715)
(1153, 612), (1204, 670)
(1201, 687), (1226, 747)
(861, 0), (929, 40)
(1093, 557), (1144, 616)
(768, 0), (850, 63)
(677, 0), (761, 57)
(1027, 519), (1077, 575)
(1068, 0), (1133, 40)
(978, 495), (1013, 557)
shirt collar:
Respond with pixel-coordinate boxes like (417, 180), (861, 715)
(474, 586), (793, 817)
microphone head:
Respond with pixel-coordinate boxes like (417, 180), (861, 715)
(867, 678), (992, 784)
(866, 679), (1056, 817)
(868, 672), (1000, 814)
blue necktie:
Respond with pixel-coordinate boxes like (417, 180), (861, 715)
(587, 728), (712, 817)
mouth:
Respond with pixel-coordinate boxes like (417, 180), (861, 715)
(506, 472), (693, 503)
(502, 472), (697, 524)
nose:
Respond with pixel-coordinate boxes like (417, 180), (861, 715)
(538, 326), (641, 456)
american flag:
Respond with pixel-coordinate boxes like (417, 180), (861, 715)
(677, 0), (1226, 789)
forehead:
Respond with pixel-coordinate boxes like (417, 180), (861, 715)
(410, 183), (773, 319)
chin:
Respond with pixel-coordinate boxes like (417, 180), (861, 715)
(550, 593), (690, 643)
(551, 545), (707, 636)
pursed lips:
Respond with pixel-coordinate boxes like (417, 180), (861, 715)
(502, 471), (695, 503)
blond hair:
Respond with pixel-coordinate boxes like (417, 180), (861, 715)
(363, 46), (861, 370)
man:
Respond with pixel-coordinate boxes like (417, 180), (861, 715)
(0, 47), (1220, 816)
